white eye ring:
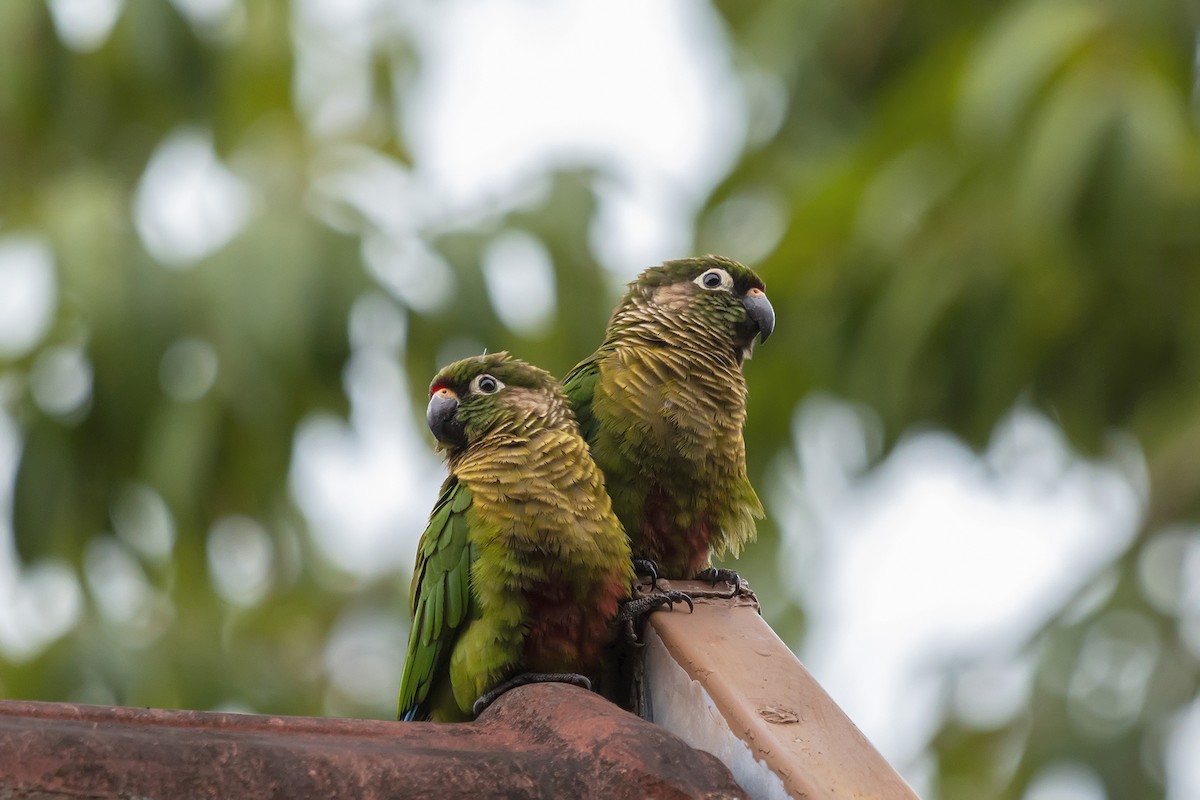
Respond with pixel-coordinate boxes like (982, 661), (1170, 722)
(471, 374), (504, 394)
(694, 268), (733, 291)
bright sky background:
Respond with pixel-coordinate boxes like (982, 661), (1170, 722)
(4, 1), (1189, 798)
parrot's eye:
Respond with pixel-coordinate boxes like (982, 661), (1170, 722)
(695, 268), (732, 291)
(472, 374), (503, 394)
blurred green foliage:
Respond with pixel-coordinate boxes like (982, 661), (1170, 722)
(0, 1), (1198, 797)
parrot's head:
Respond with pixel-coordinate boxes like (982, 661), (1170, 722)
(426, 352), (566, 453)
(628, 255), (775, 364)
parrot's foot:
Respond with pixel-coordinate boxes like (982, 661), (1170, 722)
(616, 590), (694, 647)
(473, 672), (592, 716)
(695, 567), (745, 592)
(631, 557), (661, 590)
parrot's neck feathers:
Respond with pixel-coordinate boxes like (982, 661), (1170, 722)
(607, 291), (743, 368)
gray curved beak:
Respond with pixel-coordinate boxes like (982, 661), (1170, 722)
(427, 392), (465, 448)
(742, 292), (775, 344)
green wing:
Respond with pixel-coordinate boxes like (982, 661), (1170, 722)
(561, 355), (602, 445)
(398, 477), (476, 721)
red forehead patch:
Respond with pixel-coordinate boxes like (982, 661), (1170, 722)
(430, 382), (447, 396)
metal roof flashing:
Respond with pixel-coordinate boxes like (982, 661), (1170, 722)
(641, 580), (919, 800)
(644, 622), (793, 800)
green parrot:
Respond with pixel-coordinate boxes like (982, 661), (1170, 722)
(397, 352), (638, 722)
(562, 255), (775, 583)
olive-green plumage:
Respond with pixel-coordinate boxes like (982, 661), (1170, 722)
(563, 255), (774, 578)
(398, 352), (634, 722)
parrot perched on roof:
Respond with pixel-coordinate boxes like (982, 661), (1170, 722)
(397, 352), (636, 722)
(562, 255), (775, 582)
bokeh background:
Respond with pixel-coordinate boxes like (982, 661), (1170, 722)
(2, 0), (1199, 797)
